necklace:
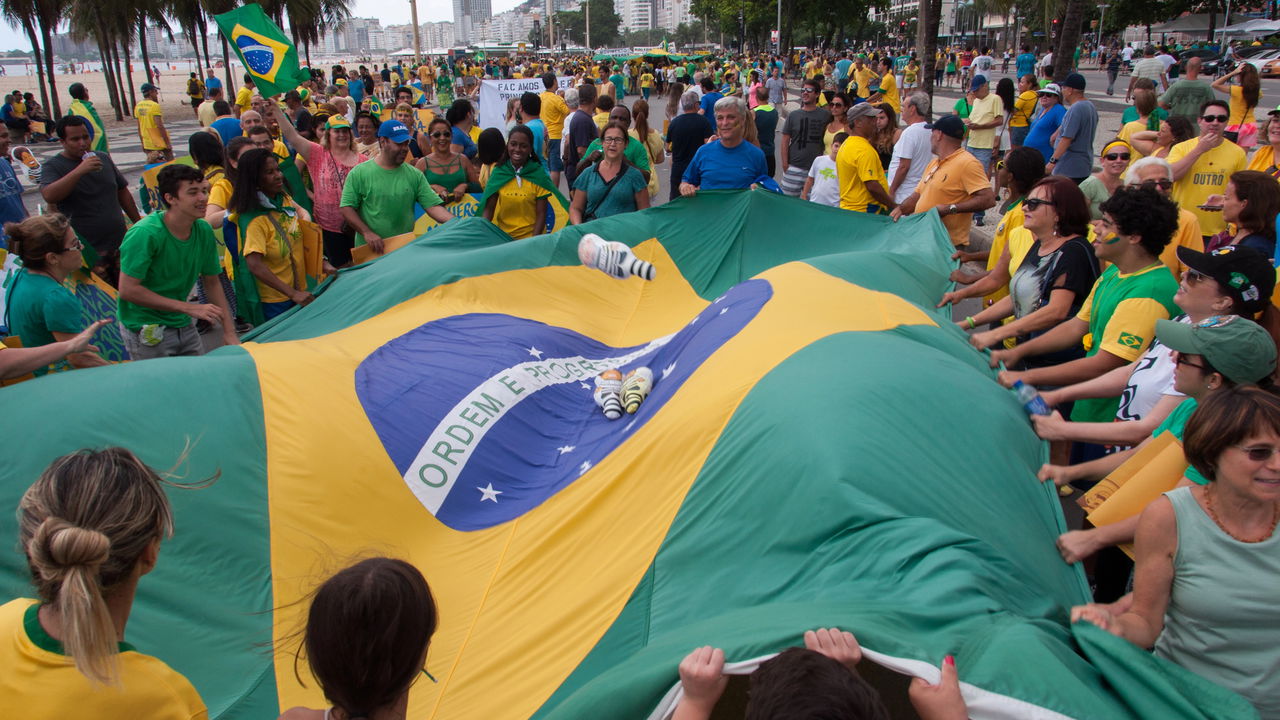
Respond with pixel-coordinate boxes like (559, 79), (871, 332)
(1203, 485), (1280, 543)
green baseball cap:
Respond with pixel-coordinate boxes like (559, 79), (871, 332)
(1156, 315), (1277, 385)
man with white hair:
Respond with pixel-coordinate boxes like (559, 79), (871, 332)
(1125, 156), (1204, 277)
(680, 95), (767, 196)
(666, 90), (713, 201)
(888, 92), (933, 203)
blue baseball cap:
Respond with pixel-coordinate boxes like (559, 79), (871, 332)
(378, 119), (412, 143)
(969, 75), (988, 91)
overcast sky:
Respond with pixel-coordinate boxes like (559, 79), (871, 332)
(0, 0), (526, 54)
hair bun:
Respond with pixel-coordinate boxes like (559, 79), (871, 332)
(27, 517), (111, 578)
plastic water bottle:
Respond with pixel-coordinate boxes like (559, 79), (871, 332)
(1012, 380), (1051, 416)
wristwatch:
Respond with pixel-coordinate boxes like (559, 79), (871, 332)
(946, 204), (958, 215)
(1048, 157), (1059, 164)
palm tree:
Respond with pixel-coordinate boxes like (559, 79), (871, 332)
(1051, 0), (1085, 80)
(0, 0), (52, 115)
(32, 0), (63, 116)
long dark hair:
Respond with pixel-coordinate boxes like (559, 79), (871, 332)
(227, 148), (279, 214)
(299, 558), (437, 720)
(189, 131), (226, 172)
(995, 77), (1016, 119)
(476, 127), (506, 166)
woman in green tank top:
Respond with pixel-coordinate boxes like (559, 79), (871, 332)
(1074, 384), (1280, 718)
(414, 116), (475, 204)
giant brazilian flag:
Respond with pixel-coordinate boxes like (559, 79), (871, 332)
(0, 192), (1259, 719)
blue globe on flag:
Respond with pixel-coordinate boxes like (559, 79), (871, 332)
(236, 35), (278, 76)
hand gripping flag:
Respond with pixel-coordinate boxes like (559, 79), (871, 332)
(214, 4), (308, 97)
(0, 192), (1263, 720)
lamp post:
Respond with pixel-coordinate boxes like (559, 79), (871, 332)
(1096, 4), (1109, 50)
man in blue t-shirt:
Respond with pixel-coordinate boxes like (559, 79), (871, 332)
(1016, 46), (1037, 78)
(835, 53), (853, 86)
(1024, 83), (1067, 166)
(0, 129), (28, 247)
(680, 96), (767, 195)
(699, 78), (725, 133)
(1048, 73), (1097, 182)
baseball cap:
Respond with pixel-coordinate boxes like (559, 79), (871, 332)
(140, 82), (156, 94)
(1176, 245), (1277, 316)
(1038, 83), (1062, 97)
(377, 119), (412, 143)
(846, 103), (882, 121)
(335, 78), (348, 86)
(925, 114), (966, 139)
(324, 115), (351, 130)
(1156, 314), (1277, 385)
(1062, 73), (1087, 90)
(1268, 103), (1280, 116)
(969, 75), (988, 91)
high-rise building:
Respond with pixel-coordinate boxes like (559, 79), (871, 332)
(616, 0), (654, 33)
(453, 0), (494, 44)
(421, 21), (458, 50)
(654, 0), (693, 32)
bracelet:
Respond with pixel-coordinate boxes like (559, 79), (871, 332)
(966, 316), (977, 329)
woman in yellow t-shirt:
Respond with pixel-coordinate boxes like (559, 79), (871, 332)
(481, 125), (553, 239)
(629, 99), (665, 199)
(231, 148), (316, 319)
(1246, 113), (1280, 177)
(4, 448), (208, 719)
(1212, 63), (1261, 148)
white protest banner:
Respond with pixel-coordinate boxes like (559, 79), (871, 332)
(478, 76), (573, 131)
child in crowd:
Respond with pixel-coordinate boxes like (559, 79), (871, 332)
(802, 132), (846, 207)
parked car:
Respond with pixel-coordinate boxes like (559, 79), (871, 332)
(1261, 53), (1280, 77)
(1179, 48), (1224, 75)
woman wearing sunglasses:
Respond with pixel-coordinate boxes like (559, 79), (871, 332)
(822, 92), (852, 156)
(960, 176), (1099, 357)
(2, 214), (109, 375)
(1074, 378), (1280, 719)
(279, 558), (438, 720)
(1202, 169), (1280, 257)
(1079, 140), (1132, 221)
(415, 117), (475, 206)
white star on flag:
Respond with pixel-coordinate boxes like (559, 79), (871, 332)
(719, 307), (728, 315)
(558, 445), (576, 455)
(528, 346), (544, 360)
(477, 483), (502, 502)
(579, 460), (592, 475)
(579, 381), (591, 390)
(662, 361), (677, 379)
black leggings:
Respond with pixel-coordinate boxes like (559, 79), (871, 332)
(322, 227), (356, 268)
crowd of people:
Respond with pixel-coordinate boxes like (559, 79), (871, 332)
(2, 39), (1280, 720)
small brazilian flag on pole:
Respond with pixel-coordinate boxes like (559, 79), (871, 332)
(214, 4), (309, 97)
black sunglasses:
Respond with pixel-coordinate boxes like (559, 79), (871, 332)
(1023, 197), (1055, 211)
(1104, 153), (1131, 161)
(1201, 114), (1229, 123)
(1140, 178), (1174, 191)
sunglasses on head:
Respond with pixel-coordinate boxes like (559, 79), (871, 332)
(1201, 114), (1229, 123)
(1104, 152), (1130, 161)
(1023, 197), (1055, 211)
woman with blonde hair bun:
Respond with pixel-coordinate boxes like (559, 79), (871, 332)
(1, 447), (206, 718)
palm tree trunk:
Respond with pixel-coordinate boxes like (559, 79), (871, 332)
(917, 0), (942, 101)
(21, 19), (50, 116)
(138, 18), (154, 88)
(1051, 0), (1083, 80)
(189, 23), (204, 78)
(37, 18), (61, 116)
(97, 29), (124, 120)
(221, 37), (235, 95)
(119, 37), (138, 109)
(200, 16), (214, 76)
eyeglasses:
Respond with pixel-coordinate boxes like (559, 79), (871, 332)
(1104, 153), (1131, 161)
(1023, 197), (1055, 211)
(1173, 352), (1208, 370)
(59, 239), (84, 252)
(1182, 268), (1213, 286)
(1235, 445), (1280, 462)
(1201, 114), (1229, 123)
(602, 136), (626, 144)
(430, 131), (451, 138)
(1139, 178), (1174, 191)
(830, 102), (845, 108)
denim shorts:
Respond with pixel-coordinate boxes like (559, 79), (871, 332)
(547, 139), (564, 171)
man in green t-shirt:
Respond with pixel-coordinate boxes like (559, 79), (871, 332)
(993, 186), (1181, 425)
(339, 119), (451, 255)
(117, 164), (238, 359)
